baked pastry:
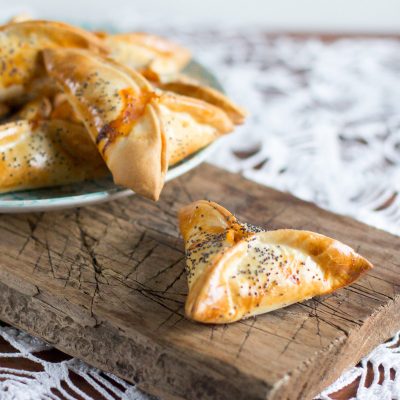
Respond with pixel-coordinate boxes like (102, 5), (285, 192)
(12, 97), (52, 121)
(0, 20), (107, 103)
(51, 89), (230, 169)
(179, 200), (373, 324)
(43, 48), (234, 199)
(160, 81), (246, 124)
(50, 93), (84, 124)
(0, 119), (108, 193)
(0, 103), (10, 119)
(0, 19), (244, 197)
(97, 32), (191, 81)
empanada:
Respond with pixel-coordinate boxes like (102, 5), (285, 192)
(97, 32), (191, 81)
(0, 119), (108, 193)
(50, 90), (226, 167)
(0, 20), (107, 103)
(179, 200), (373, 324)
(43, 48), (234, 199)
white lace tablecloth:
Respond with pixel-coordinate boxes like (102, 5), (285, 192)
(0, 23), (400, 400)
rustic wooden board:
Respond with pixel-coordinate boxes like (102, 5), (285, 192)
(0, 163), (398, 400)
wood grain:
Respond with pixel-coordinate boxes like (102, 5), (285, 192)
(0, 163), (398, 400)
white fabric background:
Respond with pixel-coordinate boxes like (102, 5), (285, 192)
(1, 0), (400, 33)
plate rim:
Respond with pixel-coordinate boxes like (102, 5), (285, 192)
(0, 138), (219, 213)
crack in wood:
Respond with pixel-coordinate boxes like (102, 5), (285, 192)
(127, 231), (146, 262)
(303, 301), (323, 345)
(279, 316), (309, 357)
(32, 249), (44, 274)
(236, 317), (257, 359)
(144, 256), (185, 284)
(45, 235), (56, 279)
(156, 305), (185, 330)
(163, 269), (186, 293)
(312, 298), (362, 326)
(18, 213), (44, 256)
(74, 209), (103, 320)
(344, 285), (388, 303)
(352, 282), (394, 301)
(301, 301), (350, 338)
(135, 288), (185, 319)
(110, 272), (185, 307)
(125, 244), (158, 280)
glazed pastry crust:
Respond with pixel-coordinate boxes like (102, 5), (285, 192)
(0, 120), (108, 194)
(44, 49), (234, 198)
(0, 20), (107, 102)
(99, 32), (191, 81)
(179, 200), (373, 324)
(43, 48), (168, 200)
(12, 97), (52, 121)
(160, 81), (247, 125)
(49, 83), (234, 167)
(0, 20), (243, 197)
(156, 92), (233, 165)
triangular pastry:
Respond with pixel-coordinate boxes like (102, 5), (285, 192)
(0, 20), (107, 103)
(179, 200), (373, 324)
(43, 48), (235, 199)
(0, 119), (108, 194)
(48, 90), (230, 168)
(97, 32), (191, 81)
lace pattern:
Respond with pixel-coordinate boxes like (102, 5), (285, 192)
(0, 326), (141, 400)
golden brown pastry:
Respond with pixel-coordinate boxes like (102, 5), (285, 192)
(50, 93), (83, 124)
(0, 119), (108, 193)
(49, 87), (237, 167)
(159, 91), (233, 166)
(97, 32), (191, 81)
(12, 97), (52, 121)
(179, 200), (373, 324)
(0, 20), (107, 103)
(0, 103), (10, 119)
(160, 81), (246, 125)
(43, 48), (234, 199)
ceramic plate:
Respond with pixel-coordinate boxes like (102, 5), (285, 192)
(0, 60), (223, 213)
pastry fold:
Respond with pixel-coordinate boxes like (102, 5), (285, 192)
(98, 32), (191, 81)
(179, 200), (373, 324)
(160, 81), (246, 125)
(0, 20), (107, 103)
(0, 119), (108, 193)
(43, 49), (234, 199)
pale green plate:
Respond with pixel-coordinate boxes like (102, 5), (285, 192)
(0, 59), (223, 213)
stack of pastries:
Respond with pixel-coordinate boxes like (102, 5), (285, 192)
(0, 17), (245, 200)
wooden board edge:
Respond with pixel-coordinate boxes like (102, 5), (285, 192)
(0, 279), (271, 400)
(2, 266), (398, 400)
(270, 294), (400, 399)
